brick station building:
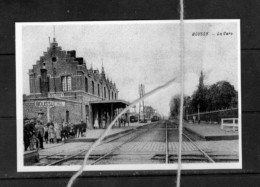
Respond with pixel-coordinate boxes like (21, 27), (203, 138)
(23, 37), (128, 128)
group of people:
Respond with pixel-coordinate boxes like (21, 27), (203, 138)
(118, 116), (129, 127)
(192, 115), (200, 124)
(23, 118), (87, 151)
(93, 114), (129, 129)
(24, 119), (44, 151)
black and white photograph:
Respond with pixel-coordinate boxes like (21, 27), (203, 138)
(16, 20), (241, 172)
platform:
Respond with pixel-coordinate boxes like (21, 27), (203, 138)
(184, 121), (239, 141)
(65, 122), (151, 143)
(24, 150), (39, 165)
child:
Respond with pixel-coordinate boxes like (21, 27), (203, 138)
(30, 134), (40, 150)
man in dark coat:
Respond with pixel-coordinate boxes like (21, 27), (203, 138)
(79, 120), (86, 137)
(24, 119), (35, 151)
(35, 120), (45, 149)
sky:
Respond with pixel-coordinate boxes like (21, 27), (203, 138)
(21, 21), (239, 116)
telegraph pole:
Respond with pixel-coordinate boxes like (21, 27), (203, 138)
(138, 84), (145, 122)
(139, 85), (141, 121)
(142, 85), (145, 121)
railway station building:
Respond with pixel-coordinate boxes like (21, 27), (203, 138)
(23, 37), (129, 129)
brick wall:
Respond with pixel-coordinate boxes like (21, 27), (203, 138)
(51, 101), (84, 124)
(24, 99), (86, 125)
(23, 102), (47, 122)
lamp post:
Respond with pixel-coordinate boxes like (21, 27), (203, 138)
(197, 104), (200, 124)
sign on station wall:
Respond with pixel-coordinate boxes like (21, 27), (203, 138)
(35, 101), (65, 107)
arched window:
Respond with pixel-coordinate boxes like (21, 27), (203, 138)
(92, 81), (95, 95)
(104, 87), (106, 98)
(112, 92), (114, 100)
(108, 90), (110, 100)
(61, 76), (72, 91)
(85, 77), (88, 92)
(98, 84), (100, 96)
(115, 93), (117, 99)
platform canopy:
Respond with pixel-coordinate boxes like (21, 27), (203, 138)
(89, 99), (129, 108)
(88, 99), (130, 129)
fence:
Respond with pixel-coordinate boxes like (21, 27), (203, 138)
(186, 108), (238, 124)
(221, 118), (238, 131)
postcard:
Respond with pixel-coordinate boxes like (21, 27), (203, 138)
(16, 20), (241, 172)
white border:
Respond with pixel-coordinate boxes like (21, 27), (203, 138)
(16, 20), (242, 172)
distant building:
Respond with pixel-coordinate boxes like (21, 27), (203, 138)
(23, 37), (128, 128)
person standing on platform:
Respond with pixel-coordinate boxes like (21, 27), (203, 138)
(85, 116), (89, 138)
(24, 119), (35, 151)
(102, 115), (106, 129)
(193, 115), (196, 124)
(48, 123), (55, 143)
(94, 117), (99, 129)
(79, 120), (86, 137)
(35, 120), (44, 149)
(125, 114), (129, 126)
(43, 125), (49, 144)
(55, 121), (62, 143)
(29, 133), (39, 150)
(68, 121), (76, 138)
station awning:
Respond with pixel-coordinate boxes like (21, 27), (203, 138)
(89, 99), (129, 108)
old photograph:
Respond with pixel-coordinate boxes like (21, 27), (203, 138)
(16, 20), (241, 172)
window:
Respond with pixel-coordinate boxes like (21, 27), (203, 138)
(85, 105), (89, 117)
(47, 77), (50, 92)
(39, 77), (50, 93)
(112, 92), (114, 100)
(66, 110), (69, 123)
(85, 77), (88, 92)
(98, 84), (100, 96)
(39, 77), (42, 92)
(62, 76), (72, 91)
(104, 87), (106, 98)
(108, 90), (110, 100)
(92, 81), (95, 95)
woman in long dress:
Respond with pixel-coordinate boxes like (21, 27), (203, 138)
(48, 125), (55, 144)
(94, 117), (99, 129)
(54, 122), (62, 143)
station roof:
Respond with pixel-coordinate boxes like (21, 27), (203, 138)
(89, 99), (129, 108)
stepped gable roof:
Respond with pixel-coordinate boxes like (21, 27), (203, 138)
(31, 37), (117, 90)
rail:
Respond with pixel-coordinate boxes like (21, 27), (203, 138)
(182, 132), (215, 163)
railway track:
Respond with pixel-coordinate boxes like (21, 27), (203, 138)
(154, 120), (237, 163)
(37, 122), (158, 166)
(182, 131), (215, 163)
(36, 120), (237, 165)
(164, 120), (215, 163)
(90, 122), (158, 165)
